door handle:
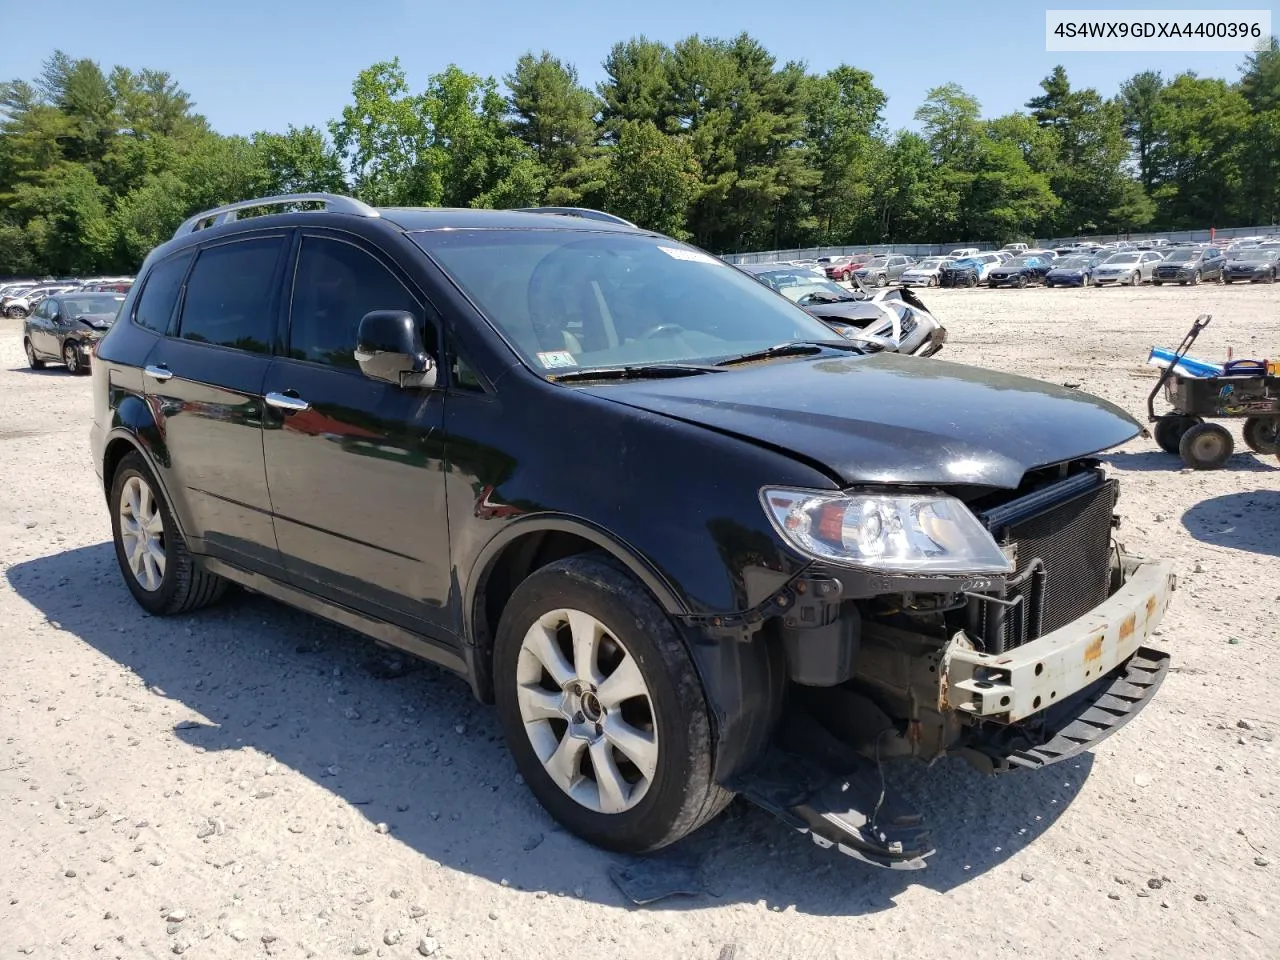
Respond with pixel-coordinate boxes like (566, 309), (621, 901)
(265, 391), (310, 413)
(144, 364), (173, 382)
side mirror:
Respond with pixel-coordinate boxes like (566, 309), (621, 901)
(354, 310), (436, 389)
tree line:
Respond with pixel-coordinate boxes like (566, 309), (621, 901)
(2, 36), (1278, 275)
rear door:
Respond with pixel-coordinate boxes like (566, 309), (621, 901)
(260, 230), (453, 640)
(143, 232), (289, 575)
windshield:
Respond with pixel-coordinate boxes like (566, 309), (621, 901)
(750, 270), (854, 303)
(1163, 249), (1198, 262)
(416, 230), (840, 374)
(1105, 253), (1140, 264)
(857, 258), (889, 268)
(1234, 249), (1279, 261)
(1007, 256), (1040, 267)
(60, 294), (125, 315)
(952, 258), (981, 269)
(911, 258), (946, 269)
(1054, 256), (1091, 269)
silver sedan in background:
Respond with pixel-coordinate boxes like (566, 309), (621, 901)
(1089, 251), (1165, 286)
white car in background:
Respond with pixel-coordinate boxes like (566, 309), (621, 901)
(948, 246), (979, 258)
(899, 256), (955, 287)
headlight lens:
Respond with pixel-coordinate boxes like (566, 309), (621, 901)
(760, 488), (1013, 574)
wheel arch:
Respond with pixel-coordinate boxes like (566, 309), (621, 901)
(100, 419), (186, 541)
(462, 516), (690, 704)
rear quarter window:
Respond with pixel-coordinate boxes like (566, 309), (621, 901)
(133, 252), (193, 333)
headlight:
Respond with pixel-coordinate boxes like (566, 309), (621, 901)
(760, 488), (1013, 574)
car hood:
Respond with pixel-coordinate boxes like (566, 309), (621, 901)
(582, 353), (1140, 489)
(75, 312), (116, 330)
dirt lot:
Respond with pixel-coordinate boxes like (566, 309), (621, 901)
(2, 283), (1277, 960)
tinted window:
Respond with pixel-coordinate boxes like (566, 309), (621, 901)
(134, 252), (193, 333)
(288, 236), (427, 369)
(178, 238), (285, 353)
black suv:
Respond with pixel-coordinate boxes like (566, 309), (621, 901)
(90, 194), (1175, 867)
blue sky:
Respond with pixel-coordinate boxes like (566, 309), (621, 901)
(5, 0), (1275, 136)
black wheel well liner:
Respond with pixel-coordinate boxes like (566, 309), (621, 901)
(464, 521), (687, 704)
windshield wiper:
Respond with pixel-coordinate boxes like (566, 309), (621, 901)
(549, 363), (724, 383)
(714, 340), (864, 368)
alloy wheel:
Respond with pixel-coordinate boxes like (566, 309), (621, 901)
(118, 475), (167, 591)
(63, 343), (78, 373)
(515, 608), (658, 815)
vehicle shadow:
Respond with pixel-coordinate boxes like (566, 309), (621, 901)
(1102, 449), (1278, 473)
(1181, 489), (1280, 557)
(6, 366), (70, 376)
(7, 543), (1090, 917)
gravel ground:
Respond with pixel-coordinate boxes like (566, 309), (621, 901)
(2, 283), (1277, 960)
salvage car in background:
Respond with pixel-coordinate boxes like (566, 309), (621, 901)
(1044, 254), (1101, 287)
(1090, 251), (1164, 286)
(740, 265), (946, 356)
(940, 254), (1002, 286)
(23, 291), (125, 373)
(898, 256), (954, 287)
(1153, 247), (1226, 285)
(853, 254), (914, 287)
(1223, 247), (1279, 283)
(987, 253), (1055, 288)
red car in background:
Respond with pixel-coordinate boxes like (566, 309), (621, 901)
(819, 254), (873, 281)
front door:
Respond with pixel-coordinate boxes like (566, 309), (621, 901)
(144, 232), (289, 575)
(261, 232), (453, 642)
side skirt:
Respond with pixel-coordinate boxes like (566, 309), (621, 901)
(201, 557), (469, 677)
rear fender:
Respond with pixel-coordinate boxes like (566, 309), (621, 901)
(103, 397), (188, 540)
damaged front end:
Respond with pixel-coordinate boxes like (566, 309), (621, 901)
(707, 462), (1174, 869)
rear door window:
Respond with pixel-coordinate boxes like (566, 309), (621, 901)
(134, 252), (194, 334)
(178, 237), (286, 354)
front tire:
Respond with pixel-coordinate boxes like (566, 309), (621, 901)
(1179, 423), (1233, 470)
(1153, 279), (1163, 286)
(109, 452), (226, 615)
(493, 555), (730, 853)
(1129, 272), (1140, 286)
(7, 305), (28, 319)
(24, 339), (45, 370)
(63, 342), (86, 375)
(1190, 270), (1201, 286)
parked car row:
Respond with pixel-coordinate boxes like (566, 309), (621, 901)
(2, 276), (134, 318)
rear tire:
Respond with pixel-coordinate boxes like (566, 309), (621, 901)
(493, 554), (731, 854)
(1224, 275), (1234, 284)
(1179, 423), (1233, 470)
(1153, 280), (1162, 286)
(24, 339), (45, 370)
(1242, 417), (1280, 455)
(966, 274), (978, 288)
(109, 452), (226, 615)
(875, 273), (887, 287)
(1154, 414), (1201, 454)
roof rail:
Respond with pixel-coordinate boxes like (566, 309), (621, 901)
(515, 206), (637, 228)
(173, 193), (380, 238)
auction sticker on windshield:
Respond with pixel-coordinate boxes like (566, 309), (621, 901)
(536, 351), (578, 369)
(659, 246), (719, 264)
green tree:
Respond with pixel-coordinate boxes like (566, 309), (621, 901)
(330, 59), (440, 206)
(1027, 66), (1150, 235)
(1148, 73), (1250, 226)
(604, 120), (699, 237)
(598, 37), (674, 139)
(803, 66), (886, 244)
(253, 125), (346, 195)
(667, 33), (815, 251)
(1119, 70), (1164, 191)
(506, 52), (603, 204)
